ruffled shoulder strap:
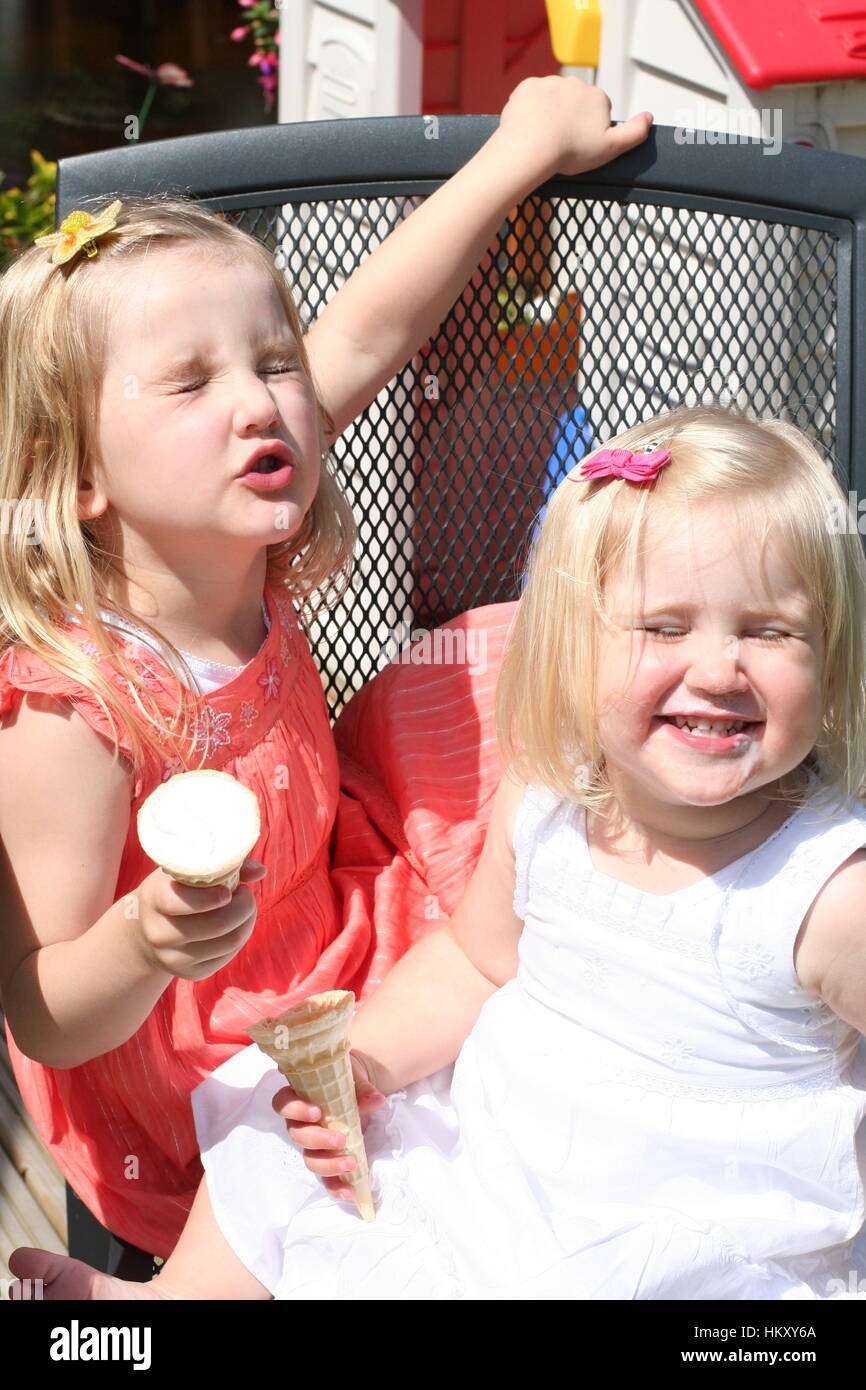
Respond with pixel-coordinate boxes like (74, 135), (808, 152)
(512, 782), (567, 919)
(713, 784), (866, 1055)
(0, 637), (164, 801)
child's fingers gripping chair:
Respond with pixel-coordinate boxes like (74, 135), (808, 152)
(49, 118), (866, 1277)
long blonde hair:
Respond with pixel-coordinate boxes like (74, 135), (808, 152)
(0, 196), (356, 779)
(497, 404), (866, 814)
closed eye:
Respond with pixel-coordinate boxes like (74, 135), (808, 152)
(261, 358), (300, 377)
(171, 360), (299, 394)
(644, 629), (789, 643)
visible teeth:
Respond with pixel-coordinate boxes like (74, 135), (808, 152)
(671, 716), (748, 736)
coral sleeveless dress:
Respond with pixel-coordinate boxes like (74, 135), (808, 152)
(193, 774), (866, 1299)
(0, 585), (511, 1256)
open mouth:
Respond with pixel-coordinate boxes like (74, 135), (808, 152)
(237, 451), (295, 491)
(656, 715), (760, 745)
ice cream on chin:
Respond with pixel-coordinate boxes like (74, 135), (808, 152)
(247, 990), (376, 1221)
(137, 770), (261, 891)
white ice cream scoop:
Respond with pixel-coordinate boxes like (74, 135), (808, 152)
(138, 770), (261, 891)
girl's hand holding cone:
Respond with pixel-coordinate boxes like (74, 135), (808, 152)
(247, 993), (382, 1218)
(135, 770), (266, 980)
(272, 1051), (386, 1203)
(132, 856), (267, 982)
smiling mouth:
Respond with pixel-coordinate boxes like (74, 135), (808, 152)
(658, 715), (760, 738)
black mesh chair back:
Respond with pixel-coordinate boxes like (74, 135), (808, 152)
(59, 120), (866, 717)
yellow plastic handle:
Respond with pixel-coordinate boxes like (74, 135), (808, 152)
(544, 0), (602, 67)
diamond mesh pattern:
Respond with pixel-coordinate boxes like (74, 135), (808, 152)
(228, 195), (838, 716)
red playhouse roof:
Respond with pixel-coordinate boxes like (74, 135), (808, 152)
(694, 0), (866, 88)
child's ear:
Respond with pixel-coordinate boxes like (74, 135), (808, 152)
(76, 453), (109, 524)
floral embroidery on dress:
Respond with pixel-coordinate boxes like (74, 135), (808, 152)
(657, 1036), (696, 1067)
(577, 954), (611, 992)
(734, 942), (775, 980)
(274, 595), (295, 628)
(797, 1002), (833, 1031)
(258, 658), (281, 702)
(194, 705), (234, 754)
(238, 699), (261, 729)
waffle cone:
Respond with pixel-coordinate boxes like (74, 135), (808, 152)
(163, 864), (243, 892)
(246, 990), (375, 1221)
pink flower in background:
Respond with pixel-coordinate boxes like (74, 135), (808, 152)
(115, 54), (193, 87)
(232, 0), (280, 112)
(154, 62), (193, 87)
(115, 54), (194, 144)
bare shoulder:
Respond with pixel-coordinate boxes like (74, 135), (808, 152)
(488, 765), (526, 851)
(794, 847), (866, 1030)
(0, 689), (134, 794)
(0, 692), (134, 1001)
(446, 769), (527, 988)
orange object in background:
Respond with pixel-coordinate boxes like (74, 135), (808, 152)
(496, 291), (582, 390)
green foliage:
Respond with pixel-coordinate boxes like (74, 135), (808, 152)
(0, 150), (57, 272)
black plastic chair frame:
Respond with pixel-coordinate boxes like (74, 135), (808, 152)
(52, 118), (866, 1275)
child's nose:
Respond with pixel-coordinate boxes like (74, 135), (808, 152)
(234, 374), (281, 433)
(684, 633), (748, 692)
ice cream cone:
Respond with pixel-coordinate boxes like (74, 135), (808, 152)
(138, 770), (261, 892)
(246, 990), (375, 1221)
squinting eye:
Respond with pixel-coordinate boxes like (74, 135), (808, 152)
(262, 360), (299, 376)
(643, 628), (789, 644)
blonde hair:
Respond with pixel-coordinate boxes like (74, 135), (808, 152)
(497, 403), (866, 817)
(0, 195), (356, 779)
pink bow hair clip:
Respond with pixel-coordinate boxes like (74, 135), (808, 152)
(575, 440), (672, 484)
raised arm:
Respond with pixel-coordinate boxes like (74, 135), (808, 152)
(305, 77), (653, 440)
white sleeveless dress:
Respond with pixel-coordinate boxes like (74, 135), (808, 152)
(192, 775), (866, 1299)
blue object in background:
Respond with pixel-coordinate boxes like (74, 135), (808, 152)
(526, 404), (594, 563)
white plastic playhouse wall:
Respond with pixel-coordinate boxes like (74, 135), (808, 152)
(593, 0), (866, 155)
(278, 0), (422, 121)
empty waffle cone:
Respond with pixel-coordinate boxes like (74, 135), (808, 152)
(138, 770), (261, 892)
(246, 990), (375, 1221)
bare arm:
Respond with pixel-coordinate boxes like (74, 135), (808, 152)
(347, 770), (525, 1092)
(794, 847), (866, 1033)
(306, 77), (653, 440)
(274, 770), (526, 1198)
(0, 694), (166, 1066)
(0, 694), (263, 1068)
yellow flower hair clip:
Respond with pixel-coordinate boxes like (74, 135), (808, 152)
(35, 199), (123, 266)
